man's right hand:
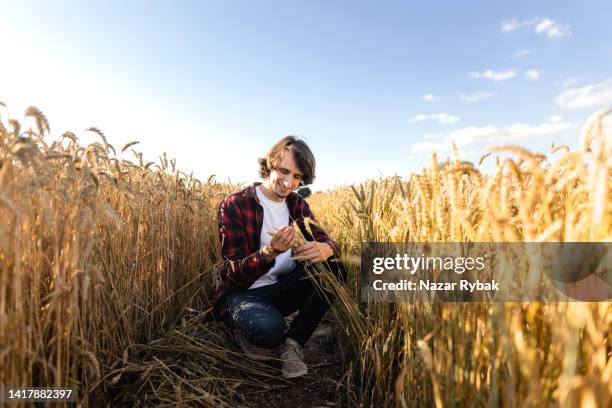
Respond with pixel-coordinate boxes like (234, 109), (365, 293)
(262, 226), (298, 261)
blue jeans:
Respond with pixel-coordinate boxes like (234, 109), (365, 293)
(222, 261), (348, 348)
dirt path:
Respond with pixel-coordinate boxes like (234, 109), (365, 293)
(237, 323), (347, 408)
(107, 314), (350, 407)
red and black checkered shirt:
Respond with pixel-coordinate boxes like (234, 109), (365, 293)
(208, 182), (340, 321)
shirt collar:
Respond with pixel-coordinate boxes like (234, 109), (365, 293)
(243, 182), (261, 200)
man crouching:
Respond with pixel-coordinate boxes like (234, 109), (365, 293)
(211, 136), (347, 378)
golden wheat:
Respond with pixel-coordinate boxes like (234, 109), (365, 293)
(0, 103), (610, 407)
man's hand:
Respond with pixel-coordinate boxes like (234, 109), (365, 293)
(262, 226), (299, 262)
(293, 241), (334, 264)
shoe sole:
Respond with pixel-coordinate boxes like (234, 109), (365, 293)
(282, 366), (308, 379)
(235, 331), (277, 361)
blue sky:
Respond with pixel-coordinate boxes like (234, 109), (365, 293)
(2, 1), (611, 190)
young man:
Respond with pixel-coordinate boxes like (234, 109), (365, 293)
(211, 136), (347, 378)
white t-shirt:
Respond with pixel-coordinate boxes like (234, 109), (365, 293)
(248, 186), (296, 289)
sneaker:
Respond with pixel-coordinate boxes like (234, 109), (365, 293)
(234, 330), (277, 361)
(280, 337), (308, 378)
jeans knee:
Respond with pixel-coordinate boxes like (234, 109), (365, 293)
(246, 317), (287, 348)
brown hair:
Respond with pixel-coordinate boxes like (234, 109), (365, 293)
(258, 136), (316, 185)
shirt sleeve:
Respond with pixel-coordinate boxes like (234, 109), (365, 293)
(218, 195), (275, 290)
(300, 199), (341, 258)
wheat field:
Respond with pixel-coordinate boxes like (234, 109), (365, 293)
(0, 103), (610, 406)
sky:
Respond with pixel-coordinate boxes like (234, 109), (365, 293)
(1, 0), (611, 191)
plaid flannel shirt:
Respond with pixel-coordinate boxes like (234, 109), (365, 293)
(207, 182), (340, 321)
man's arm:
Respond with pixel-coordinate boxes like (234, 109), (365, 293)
(218, 195), (276, 290)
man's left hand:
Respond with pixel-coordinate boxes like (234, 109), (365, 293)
(293, 241), (334, 264)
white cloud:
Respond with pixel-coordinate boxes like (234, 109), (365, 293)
(411, 113), (460, 124)
(469, 69), (517, 82)
(501, 18), (536, 33)
(412, 114), (429, 122)
(461, 91), (495, 102)
(423, 93), (441, 102)
(535, 18), (572, 38)
(501, 17), (571, 38)
(510, 49), (530, 58)
(556, 79), (612, 109)
(451, 118), (573, 146)
(525, 69), (541, 80)
(410, 116), (574, 152)
(435, 114), (460, 124)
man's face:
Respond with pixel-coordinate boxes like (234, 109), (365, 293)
(263, 152), (304, 202)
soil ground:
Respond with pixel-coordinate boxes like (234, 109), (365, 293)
(237, 322), (348, 408)
(107, 313), (350, 407)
